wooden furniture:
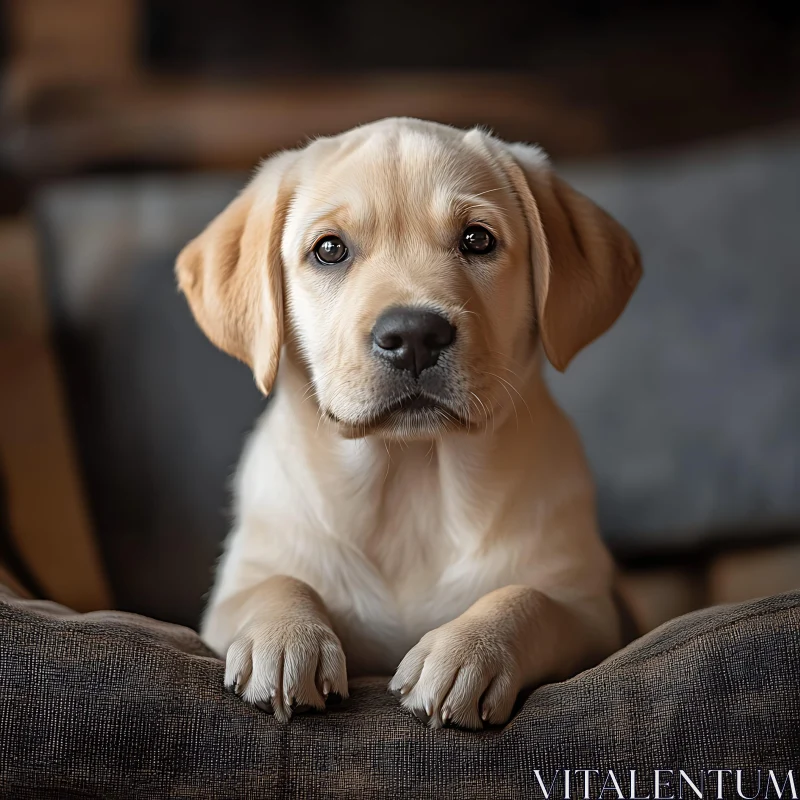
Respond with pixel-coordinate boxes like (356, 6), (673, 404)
(2, 0), (608, 179)
(0, 218), (112, 611)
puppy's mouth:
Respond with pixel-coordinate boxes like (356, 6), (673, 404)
(324, 392), (472, 438)
(394, 393), (439, 411)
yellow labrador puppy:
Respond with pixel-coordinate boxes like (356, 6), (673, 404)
(177, 117), (641, 729)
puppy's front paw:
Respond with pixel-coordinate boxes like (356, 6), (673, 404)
(389, 619), (521, 729)
(224, 615), (348, 722)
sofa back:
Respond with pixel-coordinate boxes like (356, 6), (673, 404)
(35, 132), (800, 625)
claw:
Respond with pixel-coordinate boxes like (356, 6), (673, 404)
(326, 692), (344, 706)
(254, 699), (274, 714)
(413, 707), (430, 724)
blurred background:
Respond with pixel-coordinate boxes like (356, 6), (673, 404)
(1, 0), (798, 633)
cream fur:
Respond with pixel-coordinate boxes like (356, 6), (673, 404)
(176, 118), (642, 729)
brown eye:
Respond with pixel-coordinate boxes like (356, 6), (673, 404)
(314, 236), (348, 265)
(460, 225), (495, 255)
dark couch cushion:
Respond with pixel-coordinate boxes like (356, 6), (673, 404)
(1, 580), (799, 798)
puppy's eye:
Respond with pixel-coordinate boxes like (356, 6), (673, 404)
(460, 225), (496, 255)
(314, 236), (348, 265)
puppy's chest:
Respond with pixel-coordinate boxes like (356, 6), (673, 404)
(361, 465), (463, 600)
(330, 472), (515, 672)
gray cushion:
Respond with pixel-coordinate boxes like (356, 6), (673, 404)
(37, 176), (254, 626)
(549, 134), (800, 552)
(2, 580), (799, 798)
(35, 132), (800, 624)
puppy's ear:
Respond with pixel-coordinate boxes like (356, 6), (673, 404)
(504, 143), (642, 371)
(176, 152), (296, 394)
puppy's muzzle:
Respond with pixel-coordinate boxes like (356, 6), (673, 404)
(371, 307), (455, 378)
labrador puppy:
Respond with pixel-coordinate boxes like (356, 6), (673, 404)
(177, 117), (641, 729)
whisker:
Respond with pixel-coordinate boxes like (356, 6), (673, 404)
(485, 371), (533, 424)
(488, 374), (519, 432)
(486, 349), (529, 372)
(300, 383), (318, 404)
(469, 391), (491, 428)
(382, 438), (392, 486)
(425, 439), (435, 466)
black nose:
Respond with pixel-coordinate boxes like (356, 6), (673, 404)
(372, 307), (456, 377)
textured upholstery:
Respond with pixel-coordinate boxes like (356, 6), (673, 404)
(1, 579), (799, 798)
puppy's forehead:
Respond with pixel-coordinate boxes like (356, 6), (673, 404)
(295, 124), (504, 221)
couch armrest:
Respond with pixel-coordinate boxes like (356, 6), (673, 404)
(1, 580), (798, 798)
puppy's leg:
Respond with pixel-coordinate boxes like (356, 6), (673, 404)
(207, 575), (348, 722)
(389, 585), (619, 729)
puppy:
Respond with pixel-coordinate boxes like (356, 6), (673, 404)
(177, 118), (641, 729)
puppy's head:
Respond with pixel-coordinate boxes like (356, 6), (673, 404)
(177, 118), (641, 440)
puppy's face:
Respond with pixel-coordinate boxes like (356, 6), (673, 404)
(177, 119), (641, 440)
(282, 123), (533, 438)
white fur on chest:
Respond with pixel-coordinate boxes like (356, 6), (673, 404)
(223, 401), (540, 674)
(209, 370), (604, 676)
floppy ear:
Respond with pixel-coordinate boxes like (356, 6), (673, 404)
(504, 142), (642, 371)
(176, 152), (296, 394)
